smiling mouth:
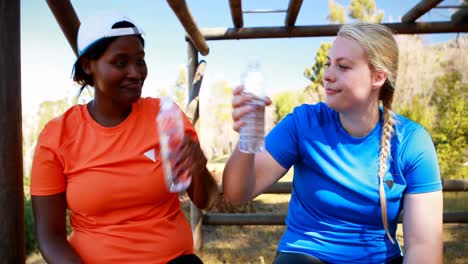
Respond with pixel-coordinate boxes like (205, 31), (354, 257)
(122, 83), (142, 90)
(325, 88), (341, 95)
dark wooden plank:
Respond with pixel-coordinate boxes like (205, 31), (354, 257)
(451, 6), (468, 24)
(285, 0), (304, 27)
(203, 211), (468, 225)
(46, 0), (80, 56)
(0, 0), (25, 261)
(204, 213), (286, 225)
(402, 0), (444, 23)
(229, 0), (243, 28)
(167, 0), (209, 55)
(201, 22), (468, 40)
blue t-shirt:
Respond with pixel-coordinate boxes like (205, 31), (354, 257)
(266, 103), (441, 263)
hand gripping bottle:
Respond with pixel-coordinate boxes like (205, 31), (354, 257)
(239, 61), (266, 153)
(156, 97), (191, 192)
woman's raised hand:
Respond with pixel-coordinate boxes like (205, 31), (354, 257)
(231, 86), (271, 132)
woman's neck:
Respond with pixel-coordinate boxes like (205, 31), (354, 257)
(338, 103), (380, 138)
(87, 99), (132, 127)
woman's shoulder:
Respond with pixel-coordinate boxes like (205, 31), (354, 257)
(38, 104), (86, 146)
(42, 105), (84, 130)
(290, 102), (334, 127)
(393, 112), (435, 157)
(393, 113), (430, 139)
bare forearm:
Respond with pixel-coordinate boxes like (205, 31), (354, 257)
(222, 144), (256, 204)
(38, 236), (82, 264)
(403, 241), (442, 264)
(187, 166), (218, 210)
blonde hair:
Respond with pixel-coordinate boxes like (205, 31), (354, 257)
(338, 23), (399, 244)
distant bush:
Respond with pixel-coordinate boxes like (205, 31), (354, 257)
(430, 71), (467, 179)
(24, 197), (38, 255)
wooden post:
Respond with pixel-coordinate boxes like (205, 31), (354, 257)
(0, 0), (25, 262)
(187, 41), (203, 250)
(46, 0), (81, 56)
(167, 0), (210, 55)
(187, 42), (198, 103)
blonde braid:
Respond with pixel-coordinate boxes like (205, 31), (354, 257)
(378, 100), (396, 244)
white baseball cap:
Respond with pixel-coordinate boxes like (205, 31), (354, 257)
(77, 12), (144, 56)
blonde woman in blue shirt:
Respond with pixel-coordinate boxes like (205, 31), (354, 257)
(223, 23), (443, 264)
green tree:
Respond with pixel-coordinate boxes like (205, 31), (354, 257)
(174, 66), (187, 108)
(272, 90), (307, 123)
(23, 98), (71, 178)
(396, 95), (435, 132)
(327, 0), (347, 24)
(158, 67), (188, 111)
(430, 71), (467, 179)
(304, 43), (332, 103)
(273, 91), (295, 123)
(348, 0), (384, 23)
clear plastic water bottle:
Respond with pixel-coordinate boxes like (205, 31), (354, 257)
(239, 61), (266, 153)
(156, 97), (191, 192)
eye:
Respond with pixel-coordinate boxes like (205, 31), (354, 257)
(136, 58), (146, 66)
(338, 64), (349, 70)
(325, 62), (331, 67)
(114, 60), (127, 68)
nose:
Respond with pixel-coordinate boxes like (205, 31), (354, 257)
(323, 65), (335, 84)
(127, 64), (143, 80)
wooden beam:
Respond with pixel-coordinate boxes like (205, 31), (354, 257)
(203, 211), (468, 225)
(0, 0), (25, 261)
(46, 0), (81, 56)
(200, 22), (468, 40)
(285, 0), (304, 27)
(451, 5), (468, 24)
(229, 0), (243, 28)
(167, 0), (209, 55)
(442, 178), (468, 192)
(402, 0), (444, 23)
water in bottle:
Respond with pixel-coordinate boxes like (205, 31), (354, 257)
(156, 97), (191, 192)
(239, 61), (266, 153)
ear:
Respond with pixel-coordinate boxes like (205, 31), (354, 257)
(80, 58), (92, 75)
(372, 70), (387, 90)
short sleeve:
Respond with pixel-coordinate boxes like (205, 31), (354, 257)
(265, 110), (300, 170)
(30, 128), (66, 196)
(402, 127), (442, 194)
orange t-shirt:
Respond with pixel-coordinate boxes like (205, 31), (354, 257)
(31, 97), (196, 263)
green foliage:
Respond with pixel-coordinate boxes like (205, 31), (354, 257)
(24, 197), (38, 255)
(273, 90), (306, 123)
(348, 0), (384, 23)
(304, 43), (332, 102)
(429, 71), (467, 179)
(37, 99), (71, 132)
(396, 95), (435, 131)
(158, 67), (188, 110)
(327, 0), (347, 24)
(174, 66), (188, 108)
(327, 0), (383, 24)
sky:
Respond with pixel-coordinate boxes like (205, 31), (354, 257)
(20, 0), (465, 114)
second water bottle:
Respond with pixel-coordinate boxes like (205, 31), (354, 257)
(239, 61), (266, 153)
